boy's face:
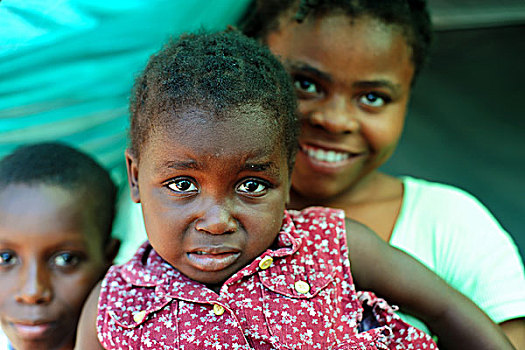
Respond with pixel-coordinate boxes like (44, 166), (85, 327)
(0, 184), (112, 350)
(126, 108), (290, 291)
(266, 14), (415, 201)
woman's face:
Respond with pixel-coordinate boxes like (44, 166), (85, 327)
(266, 14), (415, 202)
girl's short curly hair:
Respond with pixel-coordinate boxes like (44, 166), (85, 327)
(240, 0), (433, 79)
(129, 29), (299, 171)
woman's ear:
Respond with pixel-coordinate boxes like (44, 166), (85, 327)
(125, 149), (141, 203)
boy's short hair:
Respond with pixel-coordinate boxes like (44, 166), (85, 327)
(0, 142), (116, 243)
(129, 29), (299, 172)
(240, 0), (433, 79)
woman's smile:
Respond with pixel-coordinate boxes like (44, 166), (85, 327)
(298, 144), (367, 172)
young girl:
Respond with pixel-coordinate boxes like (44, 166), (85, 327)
(75, 30), (514, 349)
(240, 0), (525, 346)
(0, 143), (119, 350)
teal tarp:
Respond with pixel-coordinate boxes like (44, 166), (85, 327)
(1, 0), (251, 184)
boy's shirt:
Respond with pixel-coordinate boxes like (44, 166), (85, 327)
(0, 328), (10, 349)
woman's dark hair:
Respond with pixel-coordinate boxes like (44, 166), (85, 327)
(129, 29), (299, 171)
(240, 0), (433, 78)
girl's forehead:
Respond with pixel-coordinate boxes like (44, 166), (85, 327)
(151, 108), (282, 148)
(140, 109), (286, 167)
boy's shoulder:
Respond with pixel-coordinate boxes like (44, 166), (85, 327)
(0, 328), (9, 350)
(285, 206), (345, 225)
(283, 207), (347, 242)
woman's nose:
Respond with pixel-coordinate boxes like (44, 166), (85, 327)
(195, 202), (238, 235)
(308, 95), (359, 134)
(15, 260), (53, 305)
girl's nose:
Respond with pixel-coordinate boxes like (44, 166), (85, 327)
(195, 203), (238, 235)
(308, 95), (359, 134)
(15, 261), (53, 305)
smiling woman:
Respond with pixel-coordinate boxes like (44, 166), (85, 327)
(240, 0), (525, 346)
(265, 13), (413, 209)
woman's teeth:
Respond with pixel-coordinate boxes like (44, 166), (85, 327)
(303, 146), (350, 163)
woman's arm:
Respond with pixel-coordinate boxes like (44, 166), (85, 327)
(74, 281), (105, 350)
(346, 218), (515, 350)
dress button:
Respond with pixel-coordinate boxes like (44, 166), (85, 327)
(294, 280), (310, 294)
(259, 256), (273, 270)
(213, 304), (225, 316)
(133, 310), (147, 323)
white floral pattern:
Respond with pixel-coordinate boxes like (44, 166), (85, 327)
(97, 207), (437, 350)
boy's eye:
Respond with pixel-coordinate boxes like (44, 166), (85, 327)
(293, 76), (321, 95)
(167, 178), (198, 193)
(358, 92), (390, 108)
(237, 179), (268, 196)
(0, 251), (17, 266)
(52, 252), (81, 268)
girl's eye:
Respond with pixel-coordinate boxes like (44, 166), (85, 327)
(237, 179), (268, 196)
(358, 92), (390, 108)
(0, 251), (17, 266)
(52, 252), (81, 268)
(293, 76), (321, 95)
(167, 178), (198, 193)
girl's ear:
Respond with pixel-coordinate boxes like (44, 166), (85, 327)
(104, 238), (121, 266)
(285, 174), (292, 204)
(125, 149), (141, 203)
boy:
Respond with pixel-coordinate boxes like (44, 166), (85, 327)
(0, 142), (119, 350)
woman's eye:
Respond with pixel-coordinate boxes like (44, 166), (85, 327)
(52, 252), (81, 268)
(358, 92), (389, 108)
(237, 180), (268, 196)
(0, 251), (17, 266)
(167, 178), (198, 193)
(293, 76), (320, 95)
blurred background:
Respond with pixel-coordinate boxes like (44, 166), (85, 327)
(1, 0), (524, 260)
(382, 0), (525, 260)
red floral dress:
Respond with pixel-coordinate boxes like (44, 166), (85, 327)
(97, 207), (437, 349)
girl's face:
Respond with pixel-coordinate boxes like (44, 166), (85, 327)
(0, 184), (111, 350)
(266, 14), (415, 201)
(126, 109), (290, 290)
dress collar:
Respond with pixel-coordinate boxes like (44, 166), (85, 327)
(119, 210), (302, 301)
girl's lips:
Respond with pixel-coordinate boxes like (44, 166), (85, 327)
(11, 322), (54, 340)
(187, 251), (241, 272)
